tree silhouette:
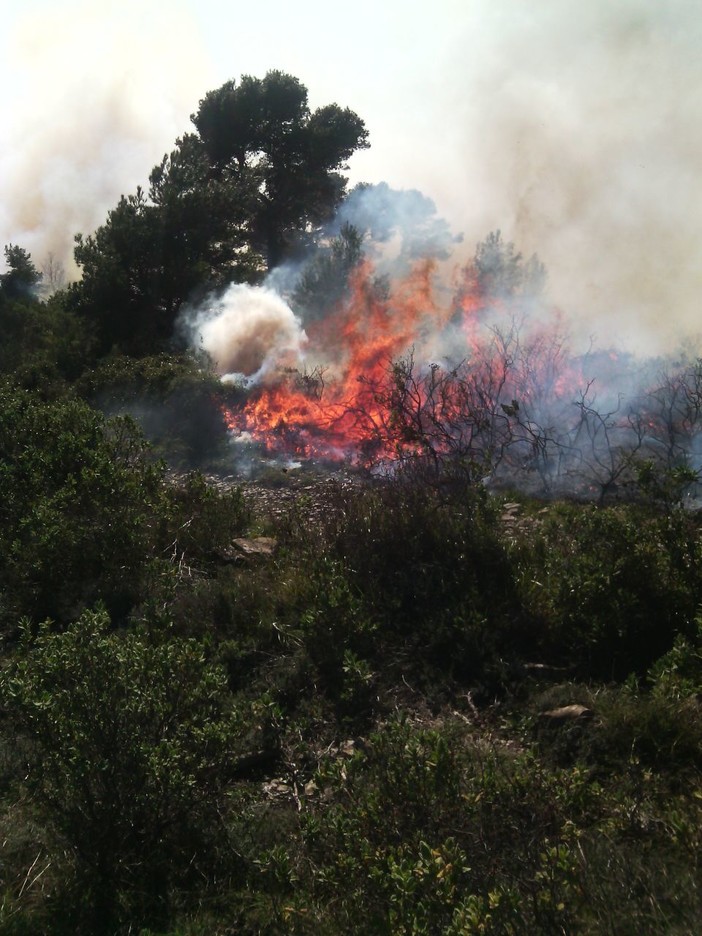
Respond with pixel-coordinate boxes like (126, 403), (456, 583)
(72, 71), (369, 357)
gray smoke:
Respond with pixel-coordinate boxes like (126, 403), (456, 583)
(0, 0), (209, 278)
(380, 0), (702, 356)
(334, 182), (461, 271)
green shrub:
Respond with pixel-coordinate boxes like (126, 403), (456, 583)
(301, 480), (529, 691)
(158, 471), (251, 565)
(519, 503), (702, 678)
(0, 608), (243, 931)
(0, 385), (166, 628)
(297, 717), (590, 934)
(75, 353), (239, 470)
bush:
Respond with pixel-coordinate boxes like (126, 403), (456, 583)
(293, 716), (590, 934)
(0, 385), (165, 628)
(75, 353), (240, 469)
(518, 503), (702, 678)
(299, 479), (528, 691)
(0, 608), (242, 931)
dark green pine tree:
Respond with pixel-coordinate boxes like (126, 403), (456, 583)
(71, 71), (369, 358)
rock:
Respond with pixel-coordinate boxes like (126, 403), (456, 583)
(523, 662), (571, 677)
(540, 703), (594, 725)
(232, 536), (277, 557)
(215, 536), (278, 564)
(501, 502), (521, 523)
(264, 779), (291, 798)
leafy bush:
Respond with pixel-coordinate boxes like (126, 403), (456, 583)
(75, 353), (240, 469)
(0, 286), (87, 390)
(300, 480), (529, 691)
(0, 608), (242, 931)
(293, 717), (589, 934)
(518, 503), (702, 678)
(0, 385), (165, 628)
(158, 470), (251, 566)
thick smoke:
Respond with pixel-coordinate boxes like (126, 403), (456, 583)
(183, 284), (308, 383)
(181, 184), (462, 381)
(334, 183), (461, 270)
(391, 0), (702, 355)
(0, 0), (209, 279)
(2, 0), (699, 358)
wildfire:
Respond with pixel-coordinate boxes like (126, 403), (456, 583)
(220, 256), (561, 466)
(213, 248), (702, 502)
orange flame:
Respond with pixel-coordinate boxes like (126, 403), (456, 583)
(221, 257), (577, 466)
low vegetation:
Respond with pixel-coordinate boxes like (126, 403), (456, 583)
(0, 71), (699, 934)
(0, 387), (699, 933)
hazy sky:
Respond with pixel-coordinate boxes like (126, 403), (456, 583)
(1, 0), (700, 353)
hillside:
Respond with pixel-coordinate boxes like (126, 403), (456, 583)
(0, 69), (700, 934)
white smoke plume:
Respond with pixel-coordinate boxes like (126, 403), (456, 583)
(185, 284), (307, 383)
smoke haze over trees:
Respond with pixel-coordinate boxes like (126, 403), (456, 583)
(2, 0), (701, 356)
(0, 58), (701, 933)
(68, 71), (368, 357)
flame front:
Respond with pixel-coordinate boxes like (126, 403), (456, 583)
(221, 256), (578, 467)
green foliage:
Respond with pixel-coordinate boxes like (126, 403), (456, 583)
(72, 71), (369, 356)
(192, 71), (369, 267)
(160, 470), (251, 564)
(518, 502), (702, 677)
(565, 618), (702, 776)
(75, 353), (238, 468)
(0, 257), (87, 388)
(473, 230), (546, 301)
(649, 613), (702, 700)
(303, 480), (526, 690)
(297, 718), (586, 934)
(0, 245), (41, 300)
(291, 223), (364, 321)
(633, 457), (699, 508)
(0, 608), (240, 930)
(0, 385), (166, 628)
(71, 180), (243, 357)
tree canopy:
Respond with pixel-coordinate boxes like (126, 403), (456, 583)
(473, 229), (546, 301)
(0, 244), (42, 300)
(191, 71), (369, 267)
(71, 71), (369, 357)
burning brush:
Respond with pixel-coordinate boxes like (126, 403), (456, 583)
(182, 250), (702, 502)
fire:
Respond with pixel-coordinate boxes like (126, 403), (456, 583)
(216, 250), (702, 502)
(220, 256), (569, 466)
(220, 259), (462, 463)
